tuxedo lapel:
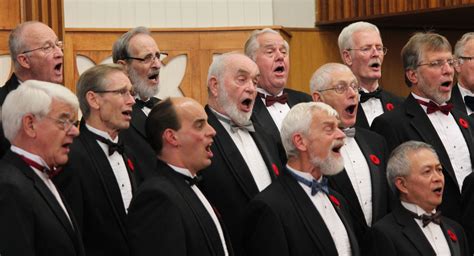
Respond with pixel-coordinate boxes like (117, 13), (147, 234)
(394, 204), (436, 256)
(440, 221), (461, 256)
(249, 128), (277, 180)
(450, 109), (474, 169)
(330, 190), (360, 256)
(280, 170), (339, 255)
(405, 95), (459, 188)
(130, 105), (147, 138)
(251, 97), (280, 138)
(161, 161), (225, 255)
(450, 84), (468, 115)
(355, 104), (370, 128)
(206, 106), (260, 198)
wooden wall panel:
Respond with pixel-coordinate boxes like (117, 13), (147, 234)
(0, 0), (22, 30)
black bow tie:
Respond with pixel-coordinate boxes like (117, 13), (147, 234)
(135, 97), (159, 109)
(413, 211), (442, 227)
(289, 170), (329, 195)
(92, 134), (124, 156)
(417, 99), (453, 115)
(359, 88), (382, 103)
(176, 172), (202, 186)
(258, 92), (288, 106)
(343, 127), (356, 137)
(464, 95), (474, 112)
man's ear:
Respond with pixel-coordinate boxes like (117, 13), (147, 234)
(86, 91), (100, 110)
(17, 54), (31, 69)
(163, 128), (179, 147)
(292, 133), (307, 152)
(406, 69), (418, 86)
(22, 113), (37, 138)
(342, 50), (352, 66)
(312, 91), (323, 102)
(208, 76), (219, 97)
(394, 177), (408, 195)
(117, 59), (127, 66)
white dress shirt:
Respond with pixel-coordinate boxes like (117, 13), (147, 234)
(10, 145), (73, 225)
(341, 136), (373, 226)
(401, 201), (451, 256)
(86, 124), (133, 212)
(257, 88), (291, 131)
(412, 93), (472, 191)
(168, 164), (229, 256)
(287, 165), (352, 256)
(211, 108), (272, 191)
(359, 85), (384, 126)
(457, 82), (474, 115)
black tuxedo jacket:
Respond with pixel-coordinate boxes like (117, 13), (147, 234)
(327, 127), (390, 248)
(54, 121), (145, 256)
(0, 150), (85, 256)
(0, 73), (20, 158)
(370, 203), (470, 256)
(243, 168), (360, 256)
(450, 83), (469, 115)
(252, 88), (312, 144)
(127, 159), (233, 256)
(371, 94), (474, 222)
(355, 88), (403, 129)
(199, 105), (283, 256)
(460, 171), (474, 252)
(120, 103), (157, 176)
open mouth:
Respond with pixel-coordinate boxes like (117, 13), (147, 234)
(54, 63), (62, 72)
(345, 104), (356, 115)
(433, 186), (443, 195)
(122, 110), (132, 118)
(274, 65), (285, 74)
(332, 143), (343, 153)
(441, 81), (452, 87)
(148, 71), (160, 82)
(370, 62), (380, 68)
(205, 142), (214, 157)
(242, 98), (253, 107)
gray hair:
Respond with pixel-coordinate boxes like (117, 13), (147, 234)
(76, 64), (126, 119)
(401, 32), (451, 87)
(454, 32), (474, 59)
(386, 140), (438, 196)
(2, 80), (78, 141)
(280, 102), (339, 158)
(244, 28), (290, 61)
(337, 21), (380, 59)
(112, 26), (151, 63)
(309, 63), (354, 93)
(8, 21), (43, 70)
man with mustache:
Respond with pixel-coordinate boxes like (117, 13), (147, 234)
(113, 26), (163, 173)
(338, 21), (402, 129)
(370, 141), (469, 256)
(452, 33), (474, 116)
(1, 21), (65, 157)
(199, 52), (283, 256)
(244, 28), (312, 147)
(371, 32), (474, 224)
(54, 64), (141, 256)
(0, 80), (84, 256)
(311, 63), (390, 253)
(243, 102), (360, 256)
(127, 97), (233, 256)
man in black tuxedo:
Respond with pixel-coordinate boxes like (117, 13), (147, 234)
(311, 63), (390, 251)
(127, 97), (232, 256)
(370, 141), (469, 256)
(338, 21), (402, 129)
(54, 64), (141, 256)
(199, 52), (283, 256)
(244, 102), (360, 256)
(0, 80), (84, 255)
(244, 28), (312, 146)
(371, 32), (474, 223)
(113, 26), (163, 173)
(1, 21), (64, 157)
(452, 32), (474, 115)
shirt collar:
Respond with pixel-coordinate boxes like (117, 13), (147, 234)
(167, 163), (195, 178)
(85, 124), (118, 143)
(10, 145), (50, 170)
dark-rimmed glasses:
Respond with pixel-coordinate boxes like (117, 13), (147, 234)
(125, 52), (168, 64)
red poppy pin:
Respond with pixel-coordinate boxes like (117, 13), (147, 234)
(127, 158), (135, 172)
(329, 195), (340, 207)
(459, 118), (468, 129)
(386, 103), (394, 111)
(272, 163), (280, 176)
(447, 229), (458, 242)
(370, 154), (380, 165)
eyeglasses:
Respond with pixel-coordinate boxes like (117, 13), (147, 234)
(44, 116), (79, 132)
(416, 59), (458, 69)
(317, 82), (360, 94)
(125, 52), (168, 64)
(22, 41), (63, 54)
(458, 56), (474, 63)
(346, 46), (388, 55)
(93, 88), (136, 98)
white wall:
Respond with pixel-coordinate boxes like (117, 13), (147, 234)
(64, 0), (315, 28)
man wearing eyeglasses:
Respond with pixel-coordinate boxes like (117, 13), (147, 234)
(338, 21), (403, 129)
(452, 33), (474, 116)
(311, 63), (390, 253)
(0, 21), (64, 158)
(112, 26), (164, 175)
(0, 80), (84, 256)
(371, 32), (474, 225)
(54, 64), (142, 256)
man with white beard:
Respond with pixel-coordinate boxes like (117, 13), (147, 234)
(198, 52), (283, 256)
(243, 102), (360, 256)
(113, 26), (164, 173)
